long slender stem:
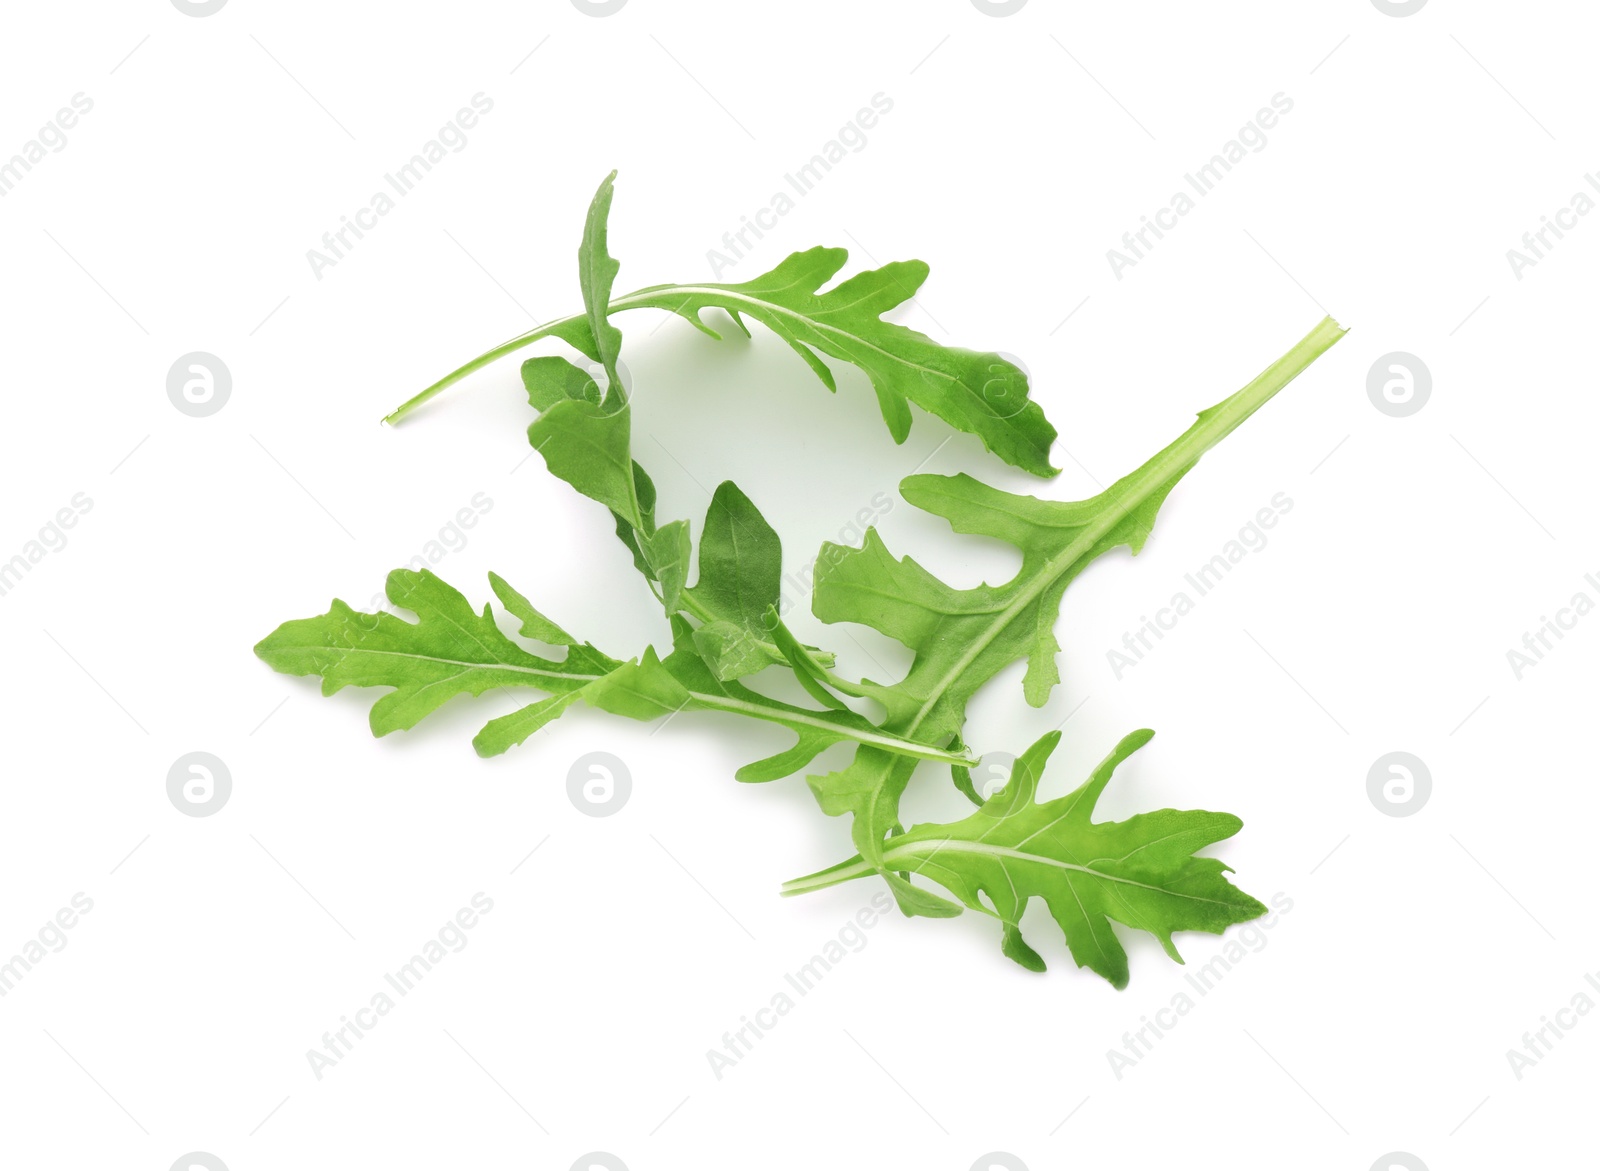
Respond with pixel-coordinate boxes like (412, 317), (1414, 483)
(382, 316), (576, 425)
(383, 274), (920, 425)
(780, 854), (876, 897)
(781, 839), (942, 896)
(382, 287), (669, 425)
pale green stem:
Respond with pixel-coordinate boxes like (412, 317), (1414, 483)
(382, 288), (672, 425)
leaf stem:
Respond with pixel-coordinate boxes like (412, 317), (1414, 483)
(781, 839), (958, 897)
(692, 692), (976, 767)
(382, 316), (578, 425)
(780, 854), (876, 896)
(381, 288), (668, 425)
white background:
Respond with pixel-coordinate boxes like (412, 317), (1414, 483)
(1, 1), (1595, 1168)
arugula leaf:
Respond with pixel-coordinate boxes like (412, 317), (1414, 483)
(523, 350), (835, 683)
(679, 481), (797, 679)
(526, 390), (641, 525)
(254, 568), (977, 772)
(684, 481), (782, 633)
(574, 249), (1057, 475)
(578, 170), (625, 398)
(521, 355), (601, 409)
(524, 190), (772, 667)
(488, 571), (600, 659)
(784, 730), (1266, 987)
(805, 316), (1347, 886)
(523, 354), (689, 597)
(383, 179), (1059, 478)
(253, 568), (621, 752)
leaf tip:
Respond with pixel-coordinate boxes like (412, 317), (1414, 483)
(1124, 727), (1157, 752)
(1002, 923), (1047, 973)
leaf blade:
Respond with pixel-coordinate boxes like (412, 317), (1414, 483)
(788, 730), (1267, 987)
(622, 249), (1059, 476)
(807, 316), (1347, 871)
(258, 572), (976, 774)
(578, 170), (625, 398)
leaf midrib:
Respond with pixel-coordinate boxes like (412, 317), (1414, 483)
(891, 840), (1239, 908)
(316, 647), (969, 764)
(616, 286), (1024, 425)
(782, 833), (1229, 907)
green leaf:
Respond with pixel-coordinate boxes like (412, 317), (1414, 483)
(685, 481), (782, 631)
(522, 261), (840, 686)
(541, 250), (1057, 476)
(257, 571), (978, 773)
(519, 176), (645, 554)
(523, 386), (778, 672)
(527, 396), (640, 527)
(689, 620), (771, 681)
(669, 480), (795, 677)
(585, 645), (693, 722)
(385, 181), (1063, 481)
(611, 459), (661, 582)
(522, 394), (684, 621)
(253, 568), (621, 745)
(522, 355), (600, 409)
(784, 730), (1268, 988)
(626, 249), (1057, 474)
(806, 315), (1347, 874)
(644, 520), (691, 612)
(488, 571), (578, 648)
(948, 747), (985, 808)
(578, 170), (625, 399)
(473, 692), (586, 756)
